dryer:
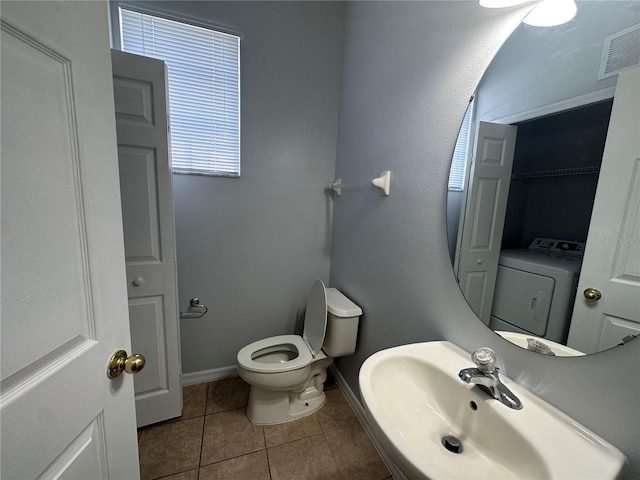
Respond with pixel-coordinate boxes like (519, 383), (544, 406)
(489, 238), (584, 344)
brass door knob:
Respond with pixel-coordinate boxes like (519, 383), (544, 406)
(583, 287), (602, 301)
(107, 349), (146, 378)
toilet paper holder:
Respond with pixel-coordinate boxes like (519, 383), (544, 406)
(180, 297), (208, 319)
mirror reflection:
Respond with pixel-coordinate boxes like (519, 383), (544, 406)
(448, 1), (640, 356)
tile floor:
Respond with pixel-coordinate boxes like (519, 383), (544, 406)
(137, 375), (392, 480)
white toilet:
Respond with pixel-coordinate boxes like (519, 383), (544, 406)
(236, 280), (362, 425)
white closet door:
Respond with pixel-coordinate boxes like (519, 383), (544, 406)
(455, 121), (517, 324)
(112, 49), (183, 427)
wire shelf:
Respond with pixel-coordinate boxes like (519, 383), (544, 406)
(511, 166), (600, 180)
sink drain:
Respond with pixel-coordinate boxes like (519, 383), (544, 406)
(442, 435), (463, 454)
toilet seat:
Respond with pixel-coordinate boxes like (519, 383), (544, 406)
(237, 280), (328, 375)
(237, 335), (313, 373)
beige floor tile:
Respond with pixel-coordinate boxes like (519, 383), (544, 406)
(145, 383), (208, 427)
(138, 381), (389, 480)
(325, 424), (390, 480)
(206, 376), (250, 414)
(316, 388), (360, 432)
(200, 408), (265, 465)
(138, 417), (203, 480)
(199, 450), (270, 480)
(179, 383), (208, 419)
(268, 434), (340, 480)
(156, 469), (199, 480)
(263, 414), (322, 448)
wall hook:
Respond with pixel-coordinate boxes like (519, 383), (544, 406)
(328, 178), (342, 196)
(372, 171), (391, 196)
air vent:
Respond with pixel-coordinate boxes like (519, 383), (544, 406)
(599, 23), (640, 80)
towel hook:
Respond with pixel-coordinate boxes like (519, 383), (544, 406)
(328, 171), (391, 197)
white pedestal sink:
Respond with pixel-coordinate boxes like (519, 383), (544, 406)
(359, 341), (625, 479)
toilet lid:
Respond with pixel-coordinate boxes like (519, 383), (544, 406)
(302, 279), (327, 356)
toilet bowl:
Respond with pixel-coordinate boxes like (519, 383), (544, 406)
(236, 280), (362, 425)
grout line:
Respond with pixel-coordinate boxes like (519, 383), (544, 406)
(263, 426), (273, 480)
(198, 446), (266, 469)
(265, 431), (324, 450)
(203, 405), (246, 419)
(152, 467), (198, 480)
(196, 382), (210, 480)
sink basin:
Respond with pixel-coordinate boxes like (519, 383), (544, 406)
(359, 341), (625, 479)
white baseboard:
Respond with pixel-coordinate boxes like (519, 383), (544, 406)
(330, 365), (407, 480)
(181, 365), (238, 386)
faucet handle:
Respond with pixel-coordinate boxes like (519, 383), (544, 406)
(472, 347), (496, 374)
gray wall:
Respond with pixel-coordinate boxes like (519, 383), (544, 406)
(136, 1), (345, 373)
(329, 2), (639, 477)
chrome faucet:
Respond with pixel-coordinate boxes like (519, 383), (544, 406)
(458, 347), (523, 410)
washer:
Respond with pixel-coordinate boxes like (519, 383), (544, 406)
(489, 238), (584, 344)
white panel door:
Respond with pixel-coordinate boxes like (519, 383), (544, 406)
(455, 122), (517, 324)
(112, 50), (182, 427)
(568, 67), (640, 354)
(1, 2), (139, 479)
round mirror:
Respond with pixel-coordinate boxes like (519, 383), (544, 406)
(447, 1), (640, 356)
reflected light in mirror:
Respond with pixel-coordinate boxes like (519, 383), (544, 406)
(479, 0), (530, 8)
(523, 0), (578, 26)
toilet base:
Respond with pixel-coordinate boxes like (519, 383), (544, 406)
(245, 359), (332, 425)
(246, 387), (326, 425)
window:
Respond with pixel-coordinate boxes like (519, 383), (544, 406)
(119, 7), (240, 176)
(448, 97), (475, 191)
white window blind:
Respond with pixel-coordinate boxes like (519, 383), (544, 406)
(119, 8), (240, 176)
(448, 97), (474, 191)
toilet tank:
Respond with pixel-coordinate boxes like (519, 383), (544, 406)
(323, 288), (362, 357)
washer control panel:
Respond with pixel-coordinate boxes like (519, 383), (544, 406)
(528, 237), (585, 258)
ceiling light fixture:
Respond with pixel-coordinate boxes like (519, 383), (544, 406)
(522, 0), (577, 27)
(479, 0), (578, 28)
(479, 0), (530, 8)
